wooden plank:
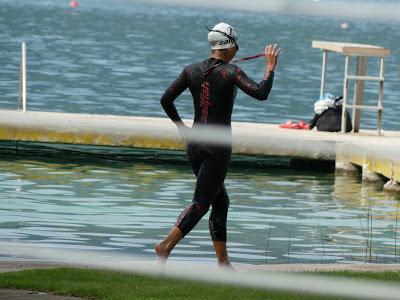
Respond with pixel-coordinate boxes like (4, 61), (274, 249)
(312, 41), (390, 57)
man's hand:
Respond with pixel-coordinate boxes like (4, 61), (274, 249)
(265, 44), (282, 72)
(177, 123), (191, 141)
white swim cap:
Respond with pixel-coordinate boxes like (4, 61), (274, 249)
(207, 22), (239, 51)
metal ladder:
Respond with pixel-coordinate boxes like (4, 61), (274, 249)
(341, 56), (385, 134)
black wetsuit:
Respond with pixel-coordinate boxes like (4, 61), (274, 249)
(160, 57), (274, 241)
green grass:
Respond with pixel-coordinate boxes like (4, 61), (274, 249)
(0, 267), (399, 300)
(320, 270), (400, 283)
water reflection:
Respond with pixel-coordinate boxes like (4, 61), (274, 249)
(0, 157), (399, 264)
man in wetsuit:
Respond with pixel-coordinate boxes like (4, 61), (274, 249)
(155, 22), (281, 266)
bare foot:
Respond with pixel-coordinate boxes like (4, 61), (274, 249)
(218, 260), (234, 270)
(155, 242), (170, 263)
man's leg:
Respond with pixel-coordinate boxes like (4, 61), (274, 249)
(212, 241), (230, 266)
(155, 158), (214, 262)
(209, 184), (231, 266)
(156, 145), (229, 264)
(155, 226), (183, 261)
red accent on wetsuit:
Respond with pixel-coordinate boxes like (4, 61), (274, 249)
(200, 81), (211, 123)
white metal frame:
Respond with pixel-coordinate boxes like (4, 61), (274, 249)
(18, 42), (27, 112)
(341, 56), (350, 133)
(320, 50), (328, 98)
(340, 56), (385, 134)
(318, 50), (385, 135)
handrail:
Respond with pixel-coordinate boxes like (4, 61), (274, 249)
(18, 42), (27, 112)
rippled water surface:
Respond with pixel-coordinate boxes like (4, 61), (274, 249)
(1, 0), (400, 130)
(1, 157), (399, 264)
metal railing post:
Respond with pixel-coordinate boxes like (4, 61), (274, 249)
(378, 57), (384, 135)
(320, 50), (328, 99)
(18, 42), (27, 112)
(341, 56), (349, 134)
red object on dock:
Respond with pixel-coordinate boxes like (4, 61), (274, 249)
(279, 120), (310, 130)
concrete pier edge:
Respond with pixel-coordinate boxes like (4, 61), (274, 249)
(0, 109), (399, 192)
(336, 142), (400, 192)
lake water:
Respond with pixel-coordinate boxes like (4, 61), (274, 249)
(1, 0), (400, 130)
(1, 0), (400, 265)
(0, 156), (399, 264)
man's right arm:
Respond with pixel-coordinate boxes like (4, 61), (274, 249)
(234, 44), (281, 101)
(234, 67), (274, 101)
(160, 68), (188, 128)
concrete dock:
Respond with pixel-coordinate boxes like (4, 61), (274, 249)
(336, 142), (400, 192)
(0, 109), (399, 191)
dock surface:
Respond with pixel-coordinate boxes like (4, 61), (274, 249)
(1, 109), (399, 157)
(0, 109), (399, 188)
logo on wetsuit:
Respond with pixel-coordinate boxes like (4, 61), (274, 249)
(200, 81), (211, 123)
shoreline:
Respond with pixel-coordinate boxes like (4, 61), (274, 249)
(2, 260), (400, 274)
(2, 260), (400, 300)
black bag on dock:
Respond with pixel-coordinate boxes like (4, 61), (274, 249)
(309, 96), (353, 132)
